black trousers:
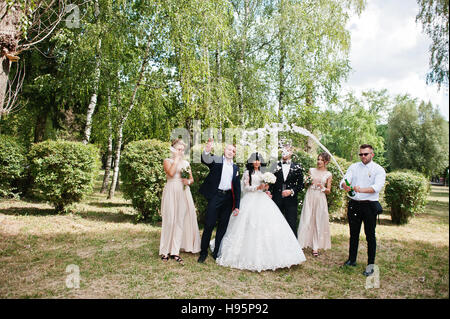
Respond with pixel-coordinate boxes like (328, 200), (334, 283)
(347, 200), (377, 265)
(275, 198), (298, 238)
(200, 191), (233, 258)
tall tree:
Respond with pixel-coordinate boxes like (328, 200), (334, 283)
(320, 91), (386, 164)
(386, 95), (449, 176)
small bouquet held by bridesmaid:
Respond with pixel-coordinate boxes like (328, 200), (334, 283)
(303, 172), (312, 188)
(262, 172), (276, 184)
(180, 165), (191, 190)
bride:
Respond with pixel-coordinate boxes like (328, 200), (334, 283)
(213, 152), (306, 272)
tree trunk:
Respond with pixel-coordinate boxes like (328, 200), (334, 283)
(107, 37), (152, 199)
(0, 4), (20, 113)
(305, 84), (316, 154)
(34, 108), (48, 143)
(100, 92), (113, 193)
(0, 56), (10, 115)
(278, 0), (286, 116)
(237, 0), (249, 123)
(83, 38), (102, 144)
(108, 124), (123, 199)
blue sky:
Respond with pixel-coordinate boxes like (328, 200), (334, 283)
(343, 0), (449, 120)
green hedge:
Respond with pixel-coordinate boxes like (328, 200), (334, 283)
(384, 170), (430, 225)
(120, 139), (170, 223)
(0, 135), (27, 198)
(29, 140), (100, 212)
(293, 150), (351, 220)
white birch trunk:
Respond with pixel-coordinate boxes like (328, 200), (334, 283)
(108, 124), (123, 199)
(100, 92), (113, 193)
(83, 38), (102, 144)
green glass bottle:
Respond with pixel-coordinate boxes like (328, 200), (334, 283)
(345, 179), (356, 197)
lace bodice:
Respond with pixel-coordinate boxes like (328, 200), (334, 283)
(165, 158), (190, 180)
(242, 170), (265, 193)
(309, 168), (332, 191)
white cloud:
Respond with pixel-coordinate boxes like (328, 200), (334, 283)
(343, 0), (449, 120)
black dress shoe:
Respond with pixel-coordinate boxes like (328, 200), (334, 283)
(197, 255), (207, 263)
(343, 259), (357, 267)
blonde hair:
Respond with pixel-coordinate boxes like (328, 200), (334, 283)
(171, 138), (186, 148)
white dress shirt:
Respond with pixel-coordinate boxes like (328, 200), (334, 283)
(218, 156), (234, 191)
(282, 161), (291, 181)
(340, 160), (386, 201)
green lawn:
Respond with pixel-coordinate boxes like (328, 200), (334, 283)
(0, 178), (448, 299)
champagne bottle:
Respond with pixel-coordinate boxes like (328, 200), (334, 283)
(345, 179), (355, 197)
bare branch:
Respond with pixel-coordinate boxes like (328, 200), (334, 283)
(0, 61), (26, 117)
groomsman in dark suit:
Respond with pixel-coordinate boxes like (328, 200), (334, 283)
(198, 139), (241, 263)
(268, 145), (304, 237)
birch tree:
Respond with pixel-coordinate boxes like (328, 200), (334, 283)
(108, 38), (153, 199)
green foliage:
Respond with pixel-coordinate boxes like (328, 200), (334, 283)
(0, 135), (27, 198)
(416, 0), (449, 87)
(293, 149), (351, 220)
(28, 140), (100, 212)
(386, 96), (449, 177)
(384, 170), (430, 225)
(321, 91), (388, 165)
(119, 139), (170, 223)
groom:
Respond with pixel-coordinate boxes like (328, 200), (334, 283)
(198, 139), (241, 263)
(269, 145), (304, 237)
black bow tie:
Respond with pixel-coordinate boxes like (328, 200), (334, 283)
(282, 161), (291, 165)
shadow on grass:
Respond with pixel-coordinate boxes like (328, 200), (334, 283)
(0, 207), (56, 216)
(429, 192), (450, 199)
(75, 210), (137, 224)
(87, 202), (133, 208)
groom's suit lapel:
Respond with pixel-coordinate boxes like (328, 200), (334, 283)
(278, 161), (294, 182)
(276, 162), (283, 182)
(285, 162), (294, 182)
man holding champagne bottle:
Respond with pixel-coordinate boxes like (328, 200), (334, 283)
(340, 144), (386, 276)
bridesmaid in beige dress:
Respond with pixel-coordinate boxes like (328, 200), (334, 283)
(297, 152), (333, 257)
(159, 139), (201, 265)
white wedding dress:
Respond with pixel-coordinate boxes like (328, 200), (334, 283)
(212, 170), (306, 272)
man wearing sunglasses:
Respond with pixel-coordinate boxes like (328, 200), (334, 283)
(340, 144), (386, 276)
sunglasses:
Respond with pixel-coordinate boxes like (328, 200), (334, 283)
(359, 152), (371, 157)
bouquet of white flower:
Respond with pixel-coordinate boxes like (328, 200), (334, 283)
(262, 172), (276, 184)
(180, 165), (191, 190)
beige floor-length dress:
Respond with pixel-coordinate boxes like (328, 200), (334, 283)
(297, 168), (332, 251)
(159, 158), (201, 256)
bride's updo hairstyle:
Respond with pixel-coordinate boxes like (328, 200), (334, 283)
(318, 152), (330, 164)
(246, 152), (266, 186)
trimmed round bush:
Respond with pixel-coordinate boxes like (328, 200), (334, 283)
(384, 170), (429, 225)
(293, 150), (351, 220)
(120, 139), (170, 222)
(29, 140), (100, 212)
(0, 135), (27, 198)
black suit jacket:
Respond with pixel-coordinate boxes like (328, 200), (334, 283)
(270, 161), (304, 204)
(199, 151), (241, 210)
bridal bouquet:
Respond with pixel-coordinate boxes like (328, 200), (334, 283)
(262, 172), (276, 184)
(180, 165), (191, 189)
